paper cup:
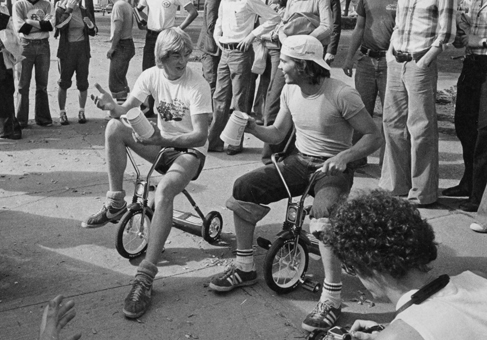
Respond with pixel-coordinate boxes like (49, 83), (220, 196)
(220, 110), (248, 146)
(123, 108), (154, 139)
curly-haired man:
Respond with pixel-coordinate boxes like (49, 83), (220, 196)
(324, 190), (487, 340)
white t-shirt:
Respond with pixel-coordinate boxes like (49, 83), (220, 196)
(139, 0), (190, 32)
(394, 271), (487, 340)
(131, 67), (212, 155)
(281, 77), (364, 158)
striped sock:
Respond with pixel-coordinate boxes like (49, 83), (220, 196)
(320, 280), (342, 308)
(236, 249), (254, 272)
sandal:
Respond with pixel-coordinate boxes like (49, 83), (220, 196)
(78, 111), (87, 124)
(60, 112), (69, 125)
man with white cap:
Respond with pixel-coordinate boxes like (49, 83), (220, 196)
(209, 35), (382, 333)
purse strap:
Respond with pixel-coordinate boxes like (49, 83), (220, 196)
(395, 274), (450, 316)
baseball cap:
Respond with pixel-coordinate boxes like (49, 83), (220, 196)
(281, 35), (331, 71)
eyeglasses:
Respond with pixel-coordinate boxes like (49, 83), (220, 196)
(342, 263), (357, 276)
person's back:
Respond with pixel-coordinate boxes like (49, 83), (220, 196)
(393, 271), (487, 340)
(111, 0), (132, 41)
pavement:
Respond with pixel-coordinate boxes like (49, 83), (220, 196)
(1, 13), (486, 340)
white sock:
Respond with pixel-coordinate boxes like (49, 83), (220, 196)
(320, 280), (342, 308)
(236, 249), (254, 272)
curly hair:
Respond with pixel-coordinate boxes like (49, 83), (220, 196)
(289, 57), (330, 85)
(323, 190), (437, 279)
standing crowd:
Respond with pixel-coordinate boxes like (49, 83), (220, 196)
(2, 0), (487, 339)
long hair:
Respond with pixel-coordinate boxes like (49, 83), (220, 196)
(290, 58), (330, 85)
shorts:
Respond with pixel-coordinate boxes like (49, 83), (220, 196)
(155, 148), (206, 181)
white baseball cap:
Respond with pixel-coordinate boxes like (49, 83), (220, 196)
(281, 35), (331, 71)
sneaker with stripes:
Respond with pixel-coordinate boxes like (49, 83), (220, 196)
(209, 263), (257, 292)
(301, 300), (341, 332)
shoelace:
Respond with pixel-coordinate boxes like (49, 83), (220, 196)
(127, 280), (149, 302)
(312, 301), (332, 316)
(222, 264), (237, 279)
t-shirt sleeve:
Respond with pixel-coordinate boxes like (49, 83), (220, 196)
(131, 71), (152, 103)
(112, 3), (124, 22)
(335, 86), (365, 120)
(280, 85), (291, 115)
(188, 77), (212, 115)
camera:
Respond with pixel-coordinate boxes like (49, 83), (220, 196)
(326, 326), (352, 340)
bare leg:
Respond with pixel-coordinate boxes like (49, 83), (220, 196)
(79, 90), (87, 109)
(319, 241), (342, 284)
(58, 88), (67, 111)
(234, 213), (256, 250)
(144, 154), (200, 264)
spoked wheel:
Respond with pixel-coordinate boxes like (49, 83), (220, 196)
(201, 211), (223, 243)
(116, 208), (152, 258)
(263, 237), (309, 294)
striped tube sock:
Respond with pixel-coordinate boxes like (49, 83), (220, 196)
(320, 280), (342, 308)
(236, 249), (254, 272)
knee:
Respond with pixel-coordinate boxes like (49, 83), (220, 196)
(105, 118), (126, 142)
(226, 196), (270, 224)
(77, 81), (89, 92)
(57, 78), (71, 90)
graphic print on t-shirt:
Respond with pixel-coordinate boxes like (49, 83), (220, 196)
(156, 99), (187, 122)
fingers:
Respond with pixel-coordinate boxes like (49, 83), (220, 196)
(94, 83), (107, 94)
(58, 307), (76, 330)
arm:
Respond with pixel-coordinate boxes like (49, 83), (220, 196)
(310, 0), (333, 43)
(343, 14), (365, 77)
(239, 0), (280, 51)
(83, 9), (97, 36)
(325, 0), (341, 60)
(419, 0), (456, 67)
(137, 113), (209, 147)
(213, 2), (223, 50)
(321, 107), (382, 175)
(206, 0), (220, 38)
(245, 106), (294, 145)
(179, 2), (198, 30)
(107, 19), (123, 59)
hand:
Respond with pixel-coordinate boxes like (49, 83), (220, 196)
(320, 154), (348, 176)
(40, 295), (82, 340)
(350, 320), (382, 340)
(237, 33), (255, 52)
(244, 116), (258, 134)
(324, 53), (335, 65)
(415, 57), (430, 70)
(342, 57), (354, 77)
(66, 0), (79, 10)
(132, 122), (161, 145)
(91, 83), (116, 111)
(106, 48), (115, 59)
(83, 17), (94, 29)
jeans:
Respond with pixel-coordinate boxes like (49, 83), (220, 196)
(453, 55), (487, 203)
(16, 38), (52, 126)
(477, 184), (487, 226)
(253, 48), (280, 120)
(109, 39), (135, 99)
(0, 56), (17, 137)
(233, 152), (354, 219)
(201, 52), (221, 100)
(208, 48), (253, 150)
(379, 59), (439, 204)
(352, 52), (387, 161)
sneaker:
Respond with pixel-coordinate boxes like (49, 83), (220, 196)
(81, 202), (127, 228)
(209, 263), (258, 292)
(78, 111), (87, 124)
(470, 222), (487, 233)
(60, 112), (69, 125)
(302, 300), (341, 332)
(123, 278), (152, 319)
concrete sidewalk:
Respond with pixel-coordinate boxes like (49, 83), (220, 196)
(1, 17), (485, 340)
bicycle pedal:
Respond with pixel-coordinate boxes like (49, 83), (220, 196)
(257, 237), (272, 250)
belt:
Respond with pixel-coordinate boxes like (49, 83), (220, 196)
(466, 54), (487, 61)
(147, 29), (160, 36)
(298, 152), (329, 161)
(21, 38), (48, 43)
(220, 42), (239, 50)
(393, 48), (429, 63)
(360, 46), (387, 59)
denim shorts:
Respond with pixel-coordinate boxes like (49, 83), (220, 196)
(232, 151), (354, 218)
(155, 148), (206, 181)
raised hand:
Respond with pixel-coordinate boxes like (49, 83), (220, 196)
(40, 295), (82, 340)
(91, 83), (116, 111)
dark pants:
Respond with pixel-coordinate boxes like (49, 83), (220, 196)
(16, 38), (52, 126)
(109, 38), (135, 100)
(233, 152), (354, 218)
(0, 56), (19, 138)
(454, 55), (487, 204)
(142, 30), (159, 116)
(201, 52), (221, 101)
(57, 41), (90, 91)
